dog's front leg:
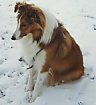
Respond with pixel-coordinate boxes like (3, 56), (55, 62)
(31, 71), (48, 102)
(25, 69), (36, 91)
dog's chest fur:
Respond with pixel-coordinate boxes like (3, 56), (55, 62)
(20, 34), (46, 70)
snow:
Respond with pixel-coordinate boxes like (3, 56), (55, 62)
(0, 0), (96, 105)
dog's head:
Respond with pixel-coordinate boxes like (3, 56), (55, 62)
(12, 2), (45, 43)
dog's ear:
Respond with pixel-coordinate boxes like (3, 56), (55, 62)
(14, 2), (26, 13)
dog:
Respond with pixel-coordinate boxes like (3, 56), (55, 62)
(11, 2), (84, 102)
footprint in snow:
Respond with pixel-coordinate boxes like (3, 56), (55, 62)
(0, 89), (5, 98)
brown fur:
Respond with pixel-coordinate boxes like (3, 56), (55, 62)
(15, 2), (84, 86)
(40, 24), (84, 85)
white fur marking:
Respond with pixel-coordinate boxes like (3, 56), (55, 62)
(40, 9), (58, 44)
(13, 19), (21, 40)
(22, 34), (47, 102)
(34, 50), (46, 70)
(49, 68), (54, 77)
(20, 34), (41, 66)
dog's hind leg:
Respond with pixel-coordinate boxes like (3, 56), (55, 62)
(61, 67), (84, 83)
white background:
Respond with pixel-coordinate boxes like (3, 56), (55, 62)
(0, 0), (96, 105)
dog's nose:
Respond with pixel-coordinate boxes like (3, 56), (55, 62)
(11, 36), (16, 40)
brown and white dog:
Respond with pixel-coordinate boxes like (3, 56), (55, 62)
(11, 2), (84, 102)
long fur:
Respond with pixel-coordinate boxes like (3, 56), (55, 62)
(12, 2), (84, 102)
(40, 9), (58, 44)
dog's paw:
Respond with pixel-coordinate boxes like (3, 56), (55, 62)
(26, 91), (33, 102)
(26, 92), (39, 102)
(25, 85), (33, 92)
(26, 92), (36, 103)
(29, 96), (36, 102)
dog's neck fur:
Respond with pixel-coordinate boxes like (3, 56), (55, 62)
(40, 8), (58, 44)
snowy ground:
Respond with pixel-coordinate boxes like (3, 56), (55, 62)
(0, 0), (96, 105)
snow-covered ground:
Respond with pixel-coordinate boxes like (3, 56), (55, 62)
(0, 0), (96, 105)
